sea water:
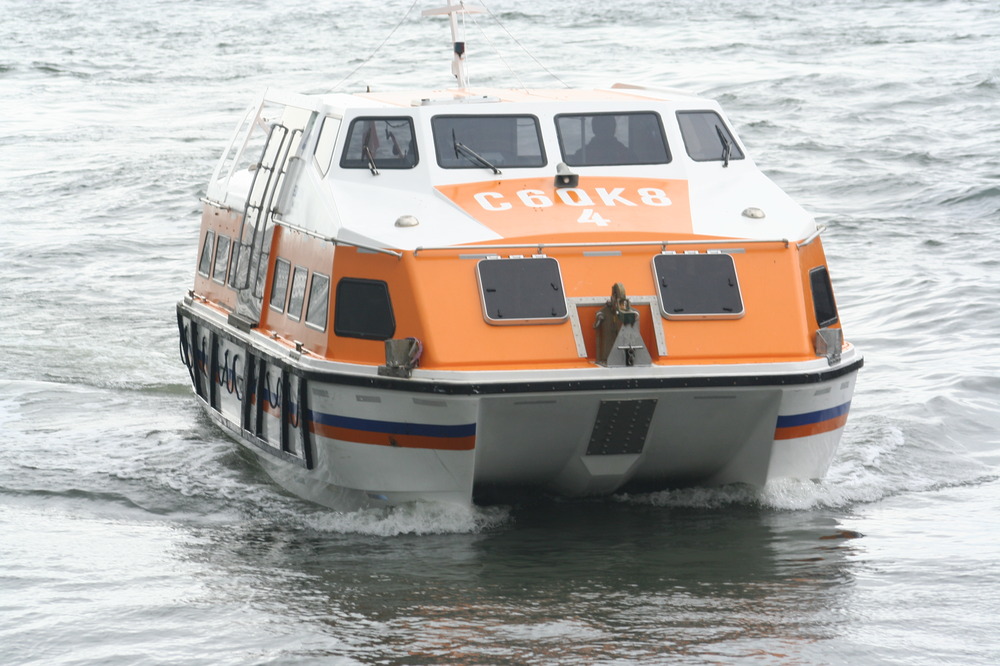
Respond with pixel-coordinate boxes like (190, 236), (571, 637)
(2, 0), (999, 663)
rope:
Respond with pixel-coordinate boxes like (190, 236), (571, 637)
(330, 0), (422, 92)
(478, 0), (572, 89)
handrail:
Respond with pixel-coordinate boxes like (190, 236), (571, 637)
(796, 225), (826, 248)
(413, 236), (796, 256)
(274, 219), (403, 258)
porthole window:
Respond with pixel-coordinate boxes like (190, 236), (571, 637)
(676, 111), (745, 163)
(809, 266), (839, 327)
(198, 230), (215, 277)
(334, 278), (396, 340)
(305, 273), (330, 331)
(287, 266), (308, 321)
(476, 257), (568, 325)
(652, 253), (744, 319)
(269, 258), (291, 312)
(212, 235), (231, 284)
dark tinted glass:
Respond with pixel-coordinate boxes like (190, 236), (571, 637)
(433, 115), (545, 169)
(676, 111), (745, 162)
(477, 257), (568, 323)
(556, 112), (670, 166)
(653, 253), (744, 318)
(340, 117), (417, 169)
(334, 278), (396, 340)
(810, 266), (839, 327)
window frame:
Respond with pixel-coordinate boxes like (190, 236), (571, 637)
(305, 272), (331, 331)
(675, 110), (745, 163)
(554, 111), (672, 167)
(334, 278), (396, 340)
(313, 116), (342, 176)
(431, 113), (547, 170)
(269, 258), (291, 312)
(198, 230), (215, 277)
(339, 116), (419, 170)
(286, 265), (309, 321)
(651, 252), (745, 320)
(476, 257), (569, 326)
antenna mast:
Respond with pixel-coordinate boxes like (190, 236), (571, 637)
(422, 0), (485, 88)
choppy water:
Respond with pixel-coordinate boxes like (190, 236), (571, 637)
(2, 0), (1000, 663)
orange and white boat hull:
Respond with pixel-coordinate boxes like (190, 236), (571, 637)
(179, 302), (860, 508)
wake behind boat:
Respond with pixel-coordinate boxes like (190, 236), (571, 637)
(176, 1), (863, 509)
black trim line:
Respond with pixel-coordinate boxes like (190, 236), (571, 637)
(178, 302), (864, 397)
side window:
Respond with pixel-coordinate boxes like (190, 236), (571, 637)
(212, 235), (231, 284)
(305, 273), (331, 330)
(287, 266), (308, 321)
(198, 230), (215, 277)
(334, 278), (396, 340)
(228, 241), (243, 288)
(676, 111), (745, 163)
(269, 258), (291, 312)
(340, 117), (417, 169)
(314, 116), (342, 176)
(556, 113), (670, 167)
(810, 266), (839, 327)
(432, 115), (545, 169)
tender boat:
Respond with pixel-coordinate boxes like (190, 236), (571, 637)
(176, 1), (863, 509)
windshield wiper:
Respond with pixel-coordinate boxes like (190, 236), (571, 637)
(715, 125), (732, 168)
(363, 145), (380, 175)
(453, 130), (501, 174)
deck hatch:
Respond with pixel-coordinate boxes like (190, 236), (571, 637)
(652, 253), (744, 319)
(476, 257), (568, 324)
(586, 399), (657, 455)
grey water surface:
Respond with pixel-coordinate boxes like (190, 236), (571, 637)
(2, 0), (999, 663)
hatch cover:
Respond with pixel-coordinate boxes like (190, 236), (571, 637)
(586, 399), (657, 456)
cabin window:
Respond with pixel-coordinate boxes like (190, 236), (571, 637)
(555, 112), (671, 167)
(810, 266), (839, 327)
(432, 115), (545, 169)
(212, 235), (231, 284)
(334, 278), (396, 340)
(287, 266), (308, 321)
(676, 111), (745, 163)
(305, 273), (331, 330)
(652, 253), (744, 319)
(340, 117), (418, 169)
(269, 258), (291, 312)
(314, 116), (342, 176)
(198, 230), (215, 277)
(476, 257), (568, 325)
(228, 241), (244, 288)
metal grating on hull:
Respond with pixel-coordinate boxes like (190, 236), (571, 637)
(586, 399), (657, 455)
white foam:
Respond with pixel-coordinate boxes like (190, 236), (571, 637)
(302, 501), (511, 536)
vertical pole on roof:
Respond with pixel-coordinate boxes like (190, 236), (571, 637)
(447, 0), (468, 88)
(423, 0), (484, 90)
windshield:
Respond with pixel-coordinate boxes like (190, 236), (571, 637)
(556, 112), (671, 167)
(432, 115), (546, 169)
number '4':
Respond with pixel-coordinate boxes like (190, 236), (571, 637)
(577, 209), (611, 226)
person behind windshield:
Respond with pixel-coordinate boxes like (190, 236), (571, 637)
(575, 115), (631, 164)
